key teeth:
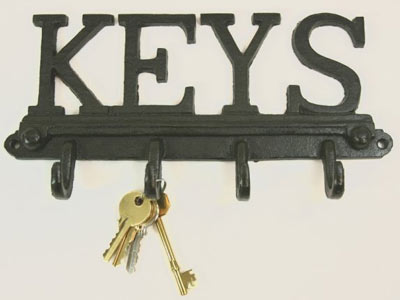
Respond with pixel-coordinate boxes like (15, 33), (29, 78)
(103, 231), (120, 261)
(181, 270), (197, 288)
(126, 230), (145, 273)
(104, 218), (130, 261)
(125, 243), (137, 273)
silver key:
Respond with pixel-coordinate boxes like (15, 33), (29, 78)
(125, 200), (159, 273)
(126, 228), (146, 273)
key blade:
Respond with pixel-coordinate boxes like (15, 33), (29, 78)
(112, 228), (134, 267)
(126, 230), (145, 273)
(103, 220), (131, 262)
(155, 216), (196, 295)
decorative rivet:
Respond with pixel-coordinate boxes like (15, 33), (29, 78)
(21, 128), (41, 150)
(349, 126), (372, 150)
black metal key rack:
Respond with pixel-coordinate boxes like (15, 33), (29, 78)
(4, 13), (393, 200)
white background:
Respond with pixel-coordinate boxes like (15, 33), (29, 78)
(1, 0), (399, 299)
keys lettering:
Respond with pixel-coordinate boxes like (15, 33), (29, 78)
(30, 13), (365, 116)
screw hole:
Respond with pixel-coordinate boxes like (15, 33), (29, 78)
(9, 139), (21, 150)
(377, 139), (388, 150)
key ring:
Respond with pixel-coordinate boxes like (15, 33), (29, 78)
(156, 178), (167, 193)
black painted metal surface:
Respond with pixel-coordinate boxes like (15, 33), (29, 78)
(4, 13), (393, 200)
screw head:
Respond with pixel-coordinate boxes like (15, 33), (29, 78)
(21, 128), (41, 150)
(349, 126), (372, 150)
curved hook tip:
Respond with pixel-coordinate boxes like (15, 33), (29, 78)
(322, 140), (345, 199)
(51, 142), (76, 200)
(236, 141), (250, 201)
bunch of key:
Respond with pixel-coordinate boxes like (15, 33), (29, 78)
(103, 191), (196, 295)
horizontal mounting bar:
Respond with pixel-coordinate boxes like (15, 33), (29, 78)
(5, 114), (392, 161)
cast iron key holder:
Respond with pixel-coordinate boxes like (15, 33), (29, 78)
(4, 13), (393, 200)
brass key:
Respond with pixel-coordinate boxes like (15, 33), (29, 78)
(112, 227), (136, 267)
(103, 191), (157, 263)
(156, 194), (196, 295)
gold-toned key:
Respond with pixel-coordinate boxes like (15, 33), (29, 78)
(112, 227), (136, 266)
(103, 191), (158, 263)
(156, 194), (196, 295)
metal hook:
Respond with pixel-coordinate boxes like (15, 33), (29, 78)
(144, 140), (163, 199)
(51, 141), (76, 199)
(321, 140), (344, 199)
(235, 141), (250, 200)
